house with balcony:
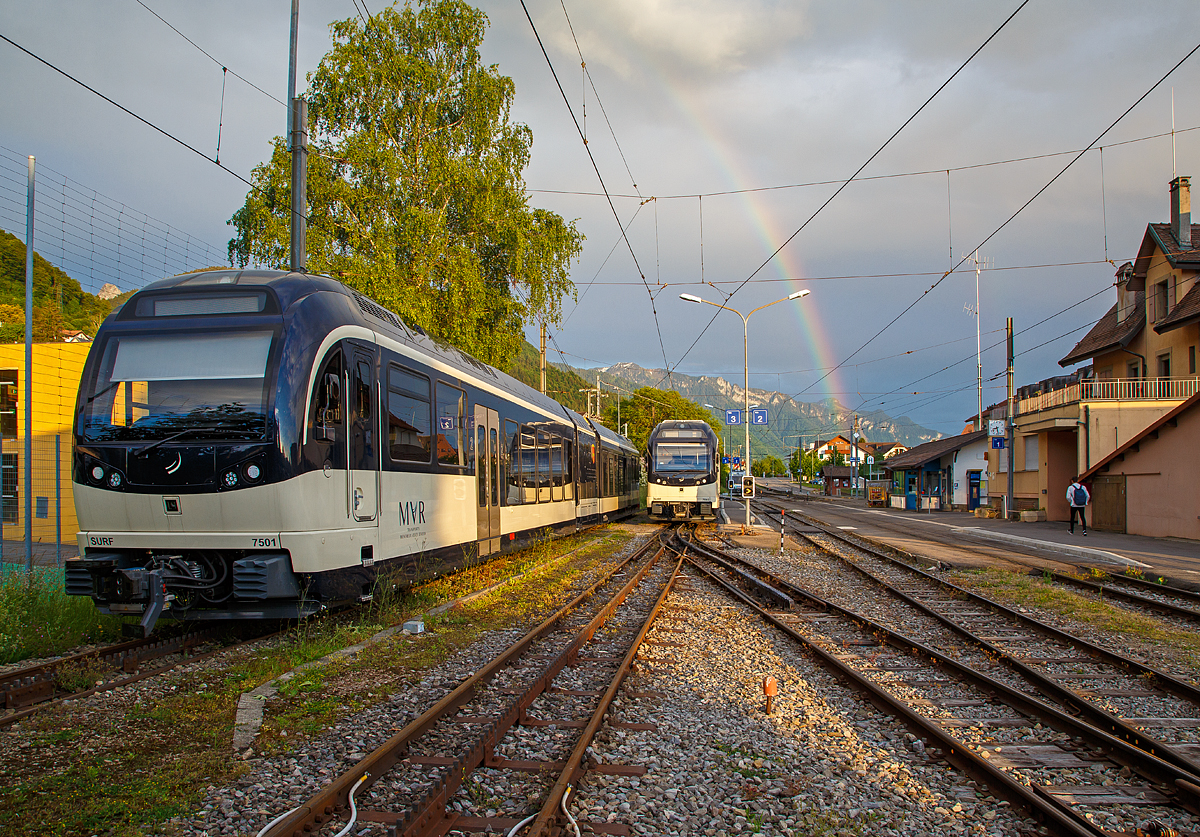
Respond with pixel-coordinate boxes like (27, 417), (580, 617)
(1000, 176), (1200, 523)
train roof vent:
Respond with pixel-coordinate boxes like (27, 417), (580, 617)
(351, 291), (412, 336)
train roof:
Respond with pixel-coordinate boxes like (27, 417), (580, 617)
(126, 270), (640, 450)
(648, 419), (719, 442)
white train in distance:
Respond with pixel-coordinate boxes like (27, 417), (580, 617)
(645, 420), (721, 521)
(66, 270), (640, 635)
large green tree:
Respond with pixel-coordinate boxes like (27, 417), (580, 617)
(228, 0), (582, 367)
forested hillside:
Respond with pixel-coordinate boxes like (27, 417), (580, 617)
(0, 229), (112, 341)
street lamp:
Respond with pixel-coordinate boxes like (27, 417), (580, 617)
(680, 289), (810, 531)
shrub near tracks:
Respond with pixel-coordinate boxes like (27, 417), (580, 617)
(0, 568), (127, 665)
(0, 527), (636, 837)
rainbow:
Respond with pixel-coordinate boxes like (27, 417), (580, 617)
(658, 83), (845, 405)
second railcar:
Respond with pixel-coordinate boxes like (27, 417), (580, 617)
(646, 420), (720, 520)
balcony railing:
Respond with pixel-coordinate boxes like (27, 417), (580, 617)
(1017, 377), (1200, 415)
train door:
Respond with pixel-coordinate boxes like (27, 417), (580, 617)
(474, 405), (500, 556)
(348, 348), (378, 523)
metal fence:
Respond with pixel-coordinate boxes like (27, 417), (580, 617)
(0, 434), (76, 572)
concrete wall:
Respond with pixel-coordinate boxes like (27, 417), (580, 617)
(1095, 404), (1200, 540)
(1082, 400), (1188, 467)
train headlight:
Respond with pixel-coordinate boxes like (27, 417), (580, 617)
(107, 471), (122, 489)
(243, 462), (262, 483)
(90, 465), (105, 483)
(223, 471), (238, 488)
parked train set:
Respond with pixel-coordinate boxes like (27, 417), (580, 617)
(645, 420), (721, 521)
(64, 270), (641, 634)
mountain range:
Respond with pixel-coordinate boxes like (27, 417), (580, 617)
(561, 361), (942, 460)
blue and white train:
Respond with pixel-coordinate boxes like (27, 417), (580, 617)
(65, 270), (640, 634)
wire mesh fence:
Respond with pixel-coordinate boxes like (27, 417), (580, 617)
(0, 434), (76, 573)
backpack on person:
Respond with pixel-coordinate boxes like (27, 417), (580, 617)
(1070, 484), (1087, 506)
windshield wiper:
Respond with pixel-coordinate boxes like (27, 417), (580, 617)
(134, 424), (225, 458)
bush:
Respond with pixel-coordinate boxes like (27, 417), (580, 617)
(0, 567), (125, 664)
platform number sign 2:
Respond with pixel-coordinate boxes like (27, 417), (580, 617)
(751, 409), (768, 425)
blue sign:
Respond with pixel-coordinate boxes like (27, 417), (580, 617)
(732, 458), (741, 467)
(751, 408), (768, 425)
(438, 416), (455, 431)
(722, 456), (730, 465)
(991, 437), (1006, 449)
(725, 409), (742, 425)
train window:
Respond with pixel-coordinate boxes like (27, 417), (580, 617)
(477, 422), (487, 506)
(520, 425), (537, 503)
(490, 427), (499, 507)
(504, 419), (520, 505)
(562, 439), (573, 501)
(536, 428), (552, 503)
(550, 437), (563, 502)
(435, 383), (465, 466)
(356, 360), (372, 420)
(387, 365), (431, 462)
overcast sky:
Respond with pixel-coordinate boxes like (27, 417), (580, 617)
(3, 1), (1200, 434)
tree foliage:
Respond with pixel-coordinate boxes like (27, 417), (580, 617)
(227, 0), (582, 368)
(601, 387), (722, 455)
(752, 455), (785, 477)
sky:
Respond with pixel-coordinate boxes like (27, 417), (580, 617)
(2, 0), (1200, 435)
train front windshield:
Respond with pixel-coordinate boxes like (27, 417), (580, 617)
(81, 331), (274, 441)
(654, 442), (712, 474)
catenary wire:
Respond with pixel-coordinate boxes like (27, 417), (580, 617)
(662, 0), (1031, 388)
(518, 0), (672, 385)
(133, 0), (286, 106)
(797, 37), (1200, 399)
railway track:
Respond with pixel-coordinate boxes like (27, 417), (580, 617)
(676, 530), (1200, 837)
(756, 491), (1200, 638)
(256, 529), (682, 837)
(0, 628), (236, 728)
(757, 503), (1200, 752)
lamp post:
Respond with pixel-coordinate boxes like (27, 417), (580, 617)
(681, 289), (810, 531)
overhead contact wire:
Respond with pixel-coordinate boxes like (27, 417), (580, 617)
(519, 0), (673, 385)
(799, 36), (1200, 399)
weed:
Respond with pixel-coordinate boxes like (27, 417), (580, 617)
(0, 567), (127, 664)
(52, 657), (113, 693)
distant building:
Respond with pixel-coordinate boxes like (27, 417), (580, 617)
(884, 430), (989, 511)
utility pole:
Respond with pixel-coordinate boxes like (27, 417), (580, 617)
(852, 414), (859, 498)
(1006, 317), (1015, 521)
(288, 0), (307, 272)
(539, 321), (547, 394)
(971, 250), (986, 430)
(24, 156), (34, 573)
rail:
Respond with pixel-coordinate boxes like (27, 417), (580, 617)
(1016, 376), (1200, 414)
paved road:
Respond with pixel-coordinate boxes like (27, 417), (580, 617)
(759, 483), (1200, 586)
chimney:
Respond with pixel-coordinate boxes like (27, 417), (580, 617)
(1170, 176), (1191, 250)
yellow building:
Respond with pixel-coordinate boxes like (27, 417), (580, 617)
(0, 342), (91, 544)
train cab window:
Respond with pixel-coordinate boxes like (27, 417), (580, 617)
(435, 383), (465, 466)
(387, 366), (431, 462)
(312, 351), (343, 443)
(504, 419), (520, 505)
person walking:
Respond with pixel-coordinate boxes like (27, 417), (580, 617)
(1067, 477), (1090, 535)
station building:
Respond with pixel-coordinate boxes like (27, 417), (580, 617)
(883, 429), (988, 511)
(978, 176), (1200, 529)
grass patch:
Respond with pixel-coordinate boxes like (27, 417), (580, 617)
(0, 526), (636, 837)
(0, 566), (128, 664)
(950, 567), (1200, 670)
